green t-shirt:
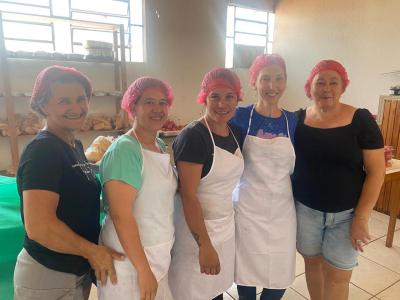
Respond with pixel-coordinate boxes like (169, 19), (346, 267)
(99, 134), (166, 213)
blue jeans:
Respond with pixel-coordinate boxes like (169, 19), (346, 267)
(237, 285), (286, 300)
(296, 201), (359, 270)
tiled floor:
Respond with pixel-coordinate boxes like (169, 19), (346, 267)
(89, 211), (400, 299)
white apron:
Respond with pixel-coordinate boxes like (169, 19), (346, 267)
(169, 120), (244, 300)
(233, 107), (296, 289)
(98, 136), (177, 300)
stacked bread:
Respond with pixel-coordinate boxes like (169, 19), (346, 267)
(0, 113), (44, 136)
(85, 135), (114, 163)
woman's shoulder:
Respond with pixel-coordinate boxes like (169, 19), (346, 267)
(351, 107), (379, 129)
(235, 104), (254, 117)
(176, 120), (207, 141)
(282, 109), (298, 120)
(231, 104), (253, 127)
(105, 134), (141, 158)
(23, 131), (64, 157)
(352, 107), (375, 120)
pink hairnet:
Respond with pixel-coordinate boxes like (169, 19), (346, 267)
(121, 77), (174, 118)
(304, 60), (350, 99)
(197, 68), (243, 104)
(249, 54), (287, 87)
(30, 65), (92, 115)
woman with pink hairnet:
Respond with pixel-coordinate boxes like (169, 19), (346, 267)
(292, 60), (385, 300)
(14, 65), (124, 300)
(169, 68), (244, 300)
(98, 77), (177, 300)
(230, 54), (297, 299)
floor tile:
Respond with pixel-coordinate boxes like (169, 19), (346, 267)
(369, 218), (393, 241)
(226, 283), (238, 300)
(226, 284), (263, 299)
(351, 256), (400, 295)
(291, 274), (310, 299)
(224, 292), (234, 299)
(392, 229), (400, 247)
(89, 284), (97, 300)
(371, 211), (391, 224)
(361, 237), (400, 274)
(281, 288), (307, 299)
(348, 284), (374, 300)
(376, 280), (400, 299)
(292, 273), (376, 300)
(296, 251), (305, 276)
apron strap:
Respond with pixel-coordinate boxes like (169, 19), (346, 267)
(281, 110), (292, 142)
(203, 118), (240, 150)
(203, 117), (216, 147)
(246, 105), (255, 137)
(247, 105), (292, 142)
(130, 130), (145, 176)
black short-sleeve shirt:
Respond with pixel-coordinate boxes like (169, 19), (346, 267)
(173, 121), (241, 178)
(17, 131), (101, 275)
(292, 108), (384, 212)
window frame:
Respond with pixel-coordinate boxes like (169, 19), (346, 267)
(225, 4), (275, 68)
(0, 0), (144, 62)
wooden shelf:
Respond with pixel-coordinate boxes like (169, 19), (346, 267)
(0, 11), (128, 174)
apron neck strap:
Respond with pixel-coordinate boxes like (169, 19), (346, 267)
(203, 117), (216, 147)
(203, 117), (240, 149)
(247, 105), (291, 141)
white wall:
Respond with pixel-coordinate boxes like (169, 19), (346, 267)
(273, 0), (400, 113)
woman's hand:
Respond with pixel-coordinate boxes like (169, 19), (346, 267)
(86, 244), (125, 285)
(137, 266), (158, 300)
(351, 215), (371, 252)
(199, 242), (220, 275)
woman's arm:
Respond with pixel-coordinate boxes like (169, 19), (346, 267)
(351, 148), (385, 251)
(177, 161), (220, 275)
(104, 180), (157, 300)
(23, 190), (124, 285)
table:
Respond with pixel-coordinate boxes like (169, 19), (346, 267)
(384, 159), (400, 247)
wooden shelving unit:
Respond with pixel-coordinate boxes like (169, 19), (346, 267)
(376, 95), (400, 218)
(0, 12), (128, 174)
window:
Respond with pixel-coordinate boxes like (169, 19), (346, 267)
(225, 5), (275, 68)
(0, 0), (144, 62)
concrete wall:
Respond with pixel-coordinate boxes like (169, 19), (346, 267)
(273, 0), (400, 112)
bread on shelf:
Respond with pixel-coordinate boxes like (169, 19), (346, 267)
(85, 135), (114, 163)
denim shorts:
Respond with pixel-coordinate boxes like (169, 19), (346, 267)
(295, 201), (359, 270)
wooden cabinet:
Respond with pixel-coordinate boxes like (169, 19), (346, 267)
(376, 95), (400, 217)
(0, 12), (128, 174)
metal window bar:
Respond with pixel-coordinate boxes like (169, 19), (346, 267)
(2, 17), (55, 51)
(0, 0), (141, 61)
(69, 4), (133, 60)
(235, 17), (268, 25)
(227, 4), (273, 67)
(0, 0), (50, 10)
